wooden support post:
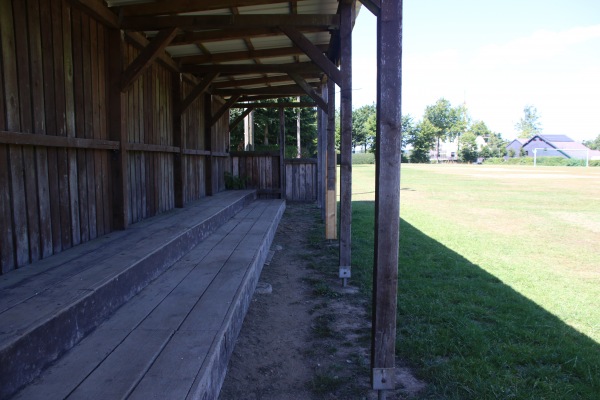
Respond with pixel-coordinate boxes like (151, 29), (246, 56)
(279, 106), (286, 200)
(172, 72), (184, 207)
(371, 0), (403, 393)
(317, 85), (327, 215)
(107, 29), (129, 229)
(204, 93), (214, 196)
(339, 0), (353, 283)
(180, 72), (219, 114)
(325, 79), (337, 239)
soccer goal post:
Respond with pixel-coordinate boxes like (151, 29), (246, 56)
(532, 147), (590, 167)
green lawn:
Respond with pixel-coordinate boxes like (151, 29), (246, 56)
(348, 164), (600, 399)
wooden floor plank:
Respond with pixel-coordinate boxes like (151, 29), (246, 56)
(5, 197), (284, 400)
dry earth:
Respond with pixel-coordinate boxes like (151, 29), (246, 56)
(219, 203), (425, 400)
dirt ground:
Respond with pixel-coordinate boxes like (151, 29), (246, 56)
(219, 203), (425, 400)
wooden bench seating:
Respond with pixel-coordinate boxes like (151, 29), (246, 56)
(0, 190), (285, 399)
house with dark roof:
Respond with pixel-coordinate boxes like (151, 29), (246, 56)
(505, 138), (528, 157)
(507, 135), (600, 159)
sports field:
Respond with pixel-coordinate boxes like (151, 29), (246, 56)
(350, 164), (600, 398)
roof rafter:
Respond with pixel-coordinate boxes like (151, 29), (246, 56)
(176, 44), (328, 65)
(287, 72), (327, 110)
(171, 27), (324, 46)
(181, 62), (321, 75)
(118, 0), (301, 17)
(121, 14), (340, 31)
(212, 73), (321, 89)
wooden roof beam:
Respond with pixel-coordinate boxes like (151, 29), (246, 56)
(67, 0), (118, 28)
(119, 0), (301, 17)
(360, 0), (381, 17)
(213, 84), (312, 97)
(171, 27), (325, 46)
(231, 102), (316, 108)
(211, 95), (241, 126)
(287, 72), (327, 110)
(180, 72), (220, 114)
(279, 25), (342, 87)
(121, 28), (178, 92)
(181, 62), (321, 75)
(121, 14), (340, 31)
(229, 107), (255, 132)
(177, 44), (328, 65)
(212, 73), (321, 89)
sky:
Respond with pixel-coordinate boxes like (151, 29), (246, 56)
(351, 0), (600, 142)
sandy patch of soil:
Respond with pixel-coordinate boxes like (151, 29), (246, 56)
(219, 203), (425, 400)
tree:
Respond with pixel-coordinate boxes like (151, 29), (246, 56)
(515, 105), (542, 139)
(480, 132), (508, 158)
(469, 120), (492, 138)
(408, 119), (437, 163)
(583, 134), (600, 150)
(424, 98), (467, 161)
(458, 131), (478, 163)
(352, 103), (376, 152)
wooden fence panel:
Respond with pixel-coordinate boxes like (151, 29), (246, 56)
(230, 151), (281, 199)
(284, 159), (318, 203)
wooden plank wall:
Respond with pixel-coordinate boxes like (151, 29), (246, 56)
(123, 42), (175, 224)
(285, 158), (318, 202)
(230, 152), (281, 199)
(211, 98), (230, 193)
(181, 80), (207, 202)
(0, 0), (112, 273)
(0, 0), (232, 273)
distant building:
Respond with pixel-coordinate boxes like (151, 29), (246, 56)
(506, 135), (600, 160)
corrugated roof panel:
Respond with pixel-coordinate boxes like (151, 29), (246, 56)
(259, 56), (296, 64)
(221, 59), (256, 65)
(251, 36), (293, 50)
(166, 44), (202, 58)
(297, 1), (339, 14)
(238, 3), (291, 14)
(302, 31), (331, 46)
(203, 39), (248, 54)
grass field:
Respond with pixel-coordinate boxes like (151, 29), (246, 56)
(348, 164), (600, 399)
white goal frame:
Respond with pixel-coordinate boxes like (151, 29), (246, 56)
(532, 147), (590, 167)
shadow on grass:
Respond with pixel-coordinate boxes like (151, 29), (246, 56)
(351, 201), (600, 399)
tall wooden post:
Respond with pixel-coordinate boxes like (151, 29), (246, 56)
(325, 79), (337, 239)
(107, 29), (129, 229)
(339, 0), (353, 284)
(317, 85), (327, 216)
(371, 0), (403, 394)
(172, 72), (184, 207)
(204, 93), (214, 196)
(279, 106), (286, 200)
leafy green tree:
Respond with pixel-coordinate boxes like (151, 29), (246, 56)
(515, 105), (542, 139)
(409, 119), (437, 163)
(458, 131), (478, 162)
(469, 120), (492, 138)
(352, 103), (376, 152)
(482, 132), (508, 158)
(424, 98), (467, 161)
(583, 134), (600, 150)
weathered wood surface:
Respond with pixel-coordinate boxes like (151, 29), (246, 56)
(230, 151), (281, 199)
(12, 198), (285, 400)
(0, 190), (256, 399)
(284, 158), (318, 202)
(371, 0), (403, 391)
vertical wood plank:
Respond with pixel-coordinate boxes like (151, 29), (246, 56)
(71, 8), (89, 243)
(14, 0), (43, 263)
(1, 0), (30, 268)
(339, 0), (353, 276)
(107, 28), (129, 229)
(371, 0), (403, 391)
(203, 93), (213, 195)
(279, 106), (285, 200)
(62, 0), (81, 247)
(97, 23), (111, 232)
(325, 68), (337, 239)
(172, 72), (183, 207)
(89, 16), (104, 236)
(39, 0), (62, 254)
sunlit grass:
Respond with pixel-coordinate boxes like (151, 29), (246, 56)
(348, 164), (600, 399)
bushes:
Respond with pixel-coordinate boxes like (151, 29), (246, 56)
(352, 152), (375, 164)
(483, 157), (600, 167)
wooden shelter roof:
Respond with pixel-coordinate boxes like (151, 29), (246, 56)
(75, 0), (359, 107)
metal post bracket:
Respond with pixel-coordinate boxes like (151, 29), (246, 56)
(339, 266), (351, 278)
(372, 367), (395, 390)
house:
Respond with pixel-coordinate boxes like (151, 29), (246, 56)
(506, 135), (599, 160)
(505, 138), (528, 157)
(522, 135), (595, 159)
